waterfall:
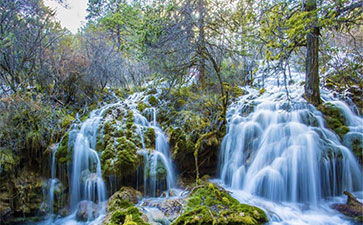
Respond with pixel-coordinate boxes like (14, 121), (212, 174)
(134, 107), (176, 196)
(219, 87), (361, 204)
(218, 72), (362, 223)
(68, 106), (115, 220)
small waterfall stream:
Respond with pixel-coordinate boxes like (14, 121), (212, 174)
(126, 94), (176, 197)
(37, 92), (176, 224)
(218, 73), (362, 224)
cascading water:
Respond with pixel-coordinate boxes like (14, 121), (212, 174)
(126, 93), (176, 196)
(39, 104), (121, 225)
(218, 72), (362, 224)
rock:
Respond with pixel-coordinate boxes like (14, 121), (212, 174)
(76, 200), (99, 221)
(171, 183), (268, 225)
(107, 187), (142, 212)
(332, 191), (363, 222)
(103, 187), (144, 225)
(141, 198), (185, 219)
(0, 169), (45, 223)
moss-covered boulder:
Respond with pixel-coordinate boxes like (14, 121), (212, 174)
(172, 183), (267, 225)
(148, 95), (159, 107)
(318, 103), (349, 138)
(103, 187), (148, 225)
(144, 128), (156, 149)
(108, 207), (149, 225)
(107, 187), (142, 212)
(101, 137), (140, 177)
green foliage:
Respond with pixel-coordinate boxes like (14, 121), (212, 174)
(0, 94), (66, 169)
(172, 183), (267, 225)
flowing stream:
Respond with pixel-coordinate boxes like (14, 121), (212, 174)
(218, 72), (362, 224)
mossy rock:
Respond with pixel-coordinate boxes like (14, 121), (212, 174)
(101, 137), (140, 177)
(108, 207), (149, 225)
(259, 88), (266, 95)
(107, 187), (142, 212)
(172, 183), (267, 225)
(318, 103), (349, 138)
(144, 128), (156, 149)
(148, 95), (159, 107)
(137, 102), (148, 113)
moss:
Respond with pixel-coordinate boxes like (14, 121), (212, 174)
(61, 114), (75, 129)
(0, 148), (17, 173)
(148, 95), (159, 107)
(137, 101), (148, 113)
(318, 103), (349, 138)
(56, 132), (72, 164)
(259, 88), (266, 95)
(101, 137), (140, 177)
(107, 187), (142, 212)
(144, 127), (155, 149)
(109, 207), (149, 225)
(172, 183), (267, 225)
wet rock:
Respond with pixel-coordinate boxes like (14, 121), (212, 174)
(76, 200), (99, 221)
(141, 198), (185, 219)
(332, 191), (363, 222)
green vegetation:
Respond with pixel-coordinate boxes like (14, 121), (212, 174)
(0, 0), (362, 223)
(172, 183), (267, 225)
(318, 103), (349, 138)
(105, 187), (148, 225)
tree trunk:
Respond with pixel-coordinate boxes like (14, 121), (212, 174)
(197, 0), (206, 87)
(304, 0), (320, 105)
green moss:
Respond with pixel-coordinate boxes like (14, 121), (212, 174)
(318, 103), (349, 138)
(0, 148), (17, 172)
(56, 132), (72, 164)
(109, 207), (149, 225)
(148, 95), (159, 107)
(172, 183), (267, 225)
(61, 114), (75, 129)
(101, 137), (140, 177)
(259, 88), (266, 95)
(137, 101), (148, 113)
(144, 127), (155, 149)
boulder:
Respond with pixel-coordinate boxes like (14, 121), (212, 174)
(76, 200), (99, 221)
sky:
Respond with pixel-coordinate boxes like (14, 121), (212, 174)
(44, 0), (88, 33)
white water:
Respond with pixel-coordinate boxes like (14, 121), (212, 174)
(219, 73), (362, 224)
(39, 103), (123, 225)
(125, 93), (176, 196)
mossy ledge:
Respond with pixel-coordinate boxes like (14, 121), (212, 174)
(171, 183), (268, 225)
(317, 103), (349, 138)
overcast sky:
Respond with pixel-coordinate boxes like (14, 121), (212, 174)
(44, 0), (88, 33)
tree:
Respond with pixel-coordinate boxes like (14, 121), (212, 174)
(304, 0), (320, 105)
(0, 0), (60, 94)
